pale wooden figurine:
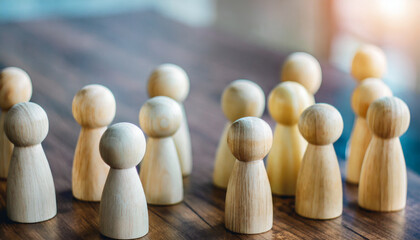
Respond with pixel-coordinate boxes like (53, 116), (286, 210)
(225, 117), (273, 234)
(347, 44), (387, 160)
(296, 103), (343, 219)
(213, 79), (265, 189)
(99, 122), (148, 239)
(281, 52), (322, 98)
(267, 81), (314, 196)
(147, 64), (192, 177)
(346, 78), (392, 184)
(351, 44), (387, 82)
(72, 84), (116, 201)
(139, 96), (183, 205)
(5, 102), (56, 223)
(0, 67), (32, 179)
(359, 97), (410, 212)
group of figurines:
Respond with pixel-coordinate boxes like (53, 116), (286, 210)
(0, 43), (411, 238)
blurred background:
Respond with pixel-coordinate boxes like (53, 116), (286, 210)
(2, 0), (419, 93)
(1, 0), (419, 171)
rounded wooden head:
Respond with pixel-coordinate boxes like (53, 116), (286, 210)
(147, 63), (190, 102)
(72, 84), (116, 128)
(221, 79), (265, 123)
(351, 78), (392, 118)
(139, 96), (182, 138)
(351, 45), (387, 82)
(298, 103), (343, 145)
(100, 122), (146, 169)
(0, 67), (32, 111)
(4, 102), (48, 147)
(280, 52), (322, 94)
(268, 81), (314, 126)
(367, 97), (410, 139)
(227, 117), (273, 162)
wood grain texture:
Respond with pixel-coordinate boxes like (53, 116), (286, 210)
(226, 160), (273, 234)
(72, 84), (115, 201)
(147, 64), (192, 177)
(5, 102), (56, 223)
(267, 125), (305, 195)
(346, 78), (392, 184)
(213, 80), (265, 189)
(296, 104), (343, 219)
(140, 138), (183, 205)
(100, 168), (148, 239)
(296, 144), (342, 219)
(139, 96), (183, 205)
(346, 117), (371, 183)
(7, 145), (56, 223)
(0, 112), (13, 179)
(359, 97), (410, 212)
(99, 122), (148, 239)
(225, 117), (273, 234)
(358, 137), (407, 211)
(72, 127), (109, 201)
(213, 123), (234, 189)
(266, 81), (313, 196)
(0, 11), (419, 239)
(0, 67), (32, 178)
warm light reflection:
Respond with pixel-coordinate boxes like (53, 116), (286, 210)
(378, 0), (408, 20)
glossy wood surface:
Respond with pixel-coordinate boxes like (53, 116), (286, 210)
(0, 11), (420, 239)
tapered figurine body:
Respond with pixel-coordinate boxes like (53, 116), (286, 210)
(359, 97), (410, 212)
(346, 79), (392, 184)
(225, 117), (273, 234)
(139, 96), (183, 205)
(213, 80), (265, 189)
(147, 64), (192, 177)
(5, 102), (56, 223)
(72, 84), (116, 201)
(99, 122), (148, 239)
(267, 81), (313, 196)
(281, 52), (322, 100)
(347, 44), (387, 160)
(0, 67), (32, 179)
(296, 104), (343, 219)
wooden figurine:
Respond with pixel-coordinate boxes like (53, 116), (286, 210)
(139, 96), (183, 205)
(213, 79), (265, 189)
(0, 67), (32, 179)
(225, 117), (273, 234)
(72, 84), (116, 201)
(147, 64), (192, 177)
(351, 44), (387, 82)
(359, 97), (410, 212)
(5, 102), (56, 223)
(99, 122), (148, 239)
(347, 44), (387, 159)
(280, 52), (322, 99)
(267, 81), (314, 196)
(296, 103), (343, 219)
(346, 78), (392, 184)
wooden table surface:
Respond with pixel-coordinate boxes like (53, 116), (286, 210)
(0, 11), (420, 240)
